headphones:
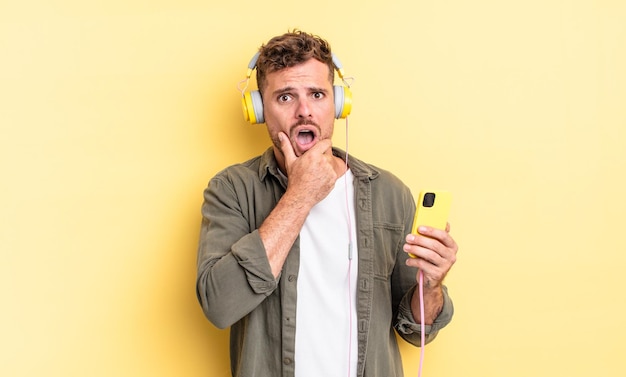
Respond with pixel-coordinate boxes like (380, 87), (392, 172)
(240, 52), (353, 124)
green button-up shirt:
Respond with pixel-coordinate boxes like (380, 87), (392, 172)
(197, 147), (453, 377)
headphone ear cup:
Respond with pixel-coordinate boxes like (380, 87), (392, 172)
(242, 90), (264, 124)
(333, 85), (353, 119)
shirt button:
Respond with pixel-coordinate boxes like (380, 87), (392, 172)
(288, 275), (296, 282)
(360, 278), (369, 291)
(283, 358), (292, 365)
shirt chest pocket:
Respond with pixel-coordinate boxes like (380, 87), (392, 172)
(371, 222), (405, 280)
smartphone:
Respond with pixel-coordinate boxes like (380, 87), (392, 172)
(409, 190), (452, 258)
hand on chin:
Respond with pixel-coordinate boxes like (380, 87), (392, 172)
(293, 139), (316, 156)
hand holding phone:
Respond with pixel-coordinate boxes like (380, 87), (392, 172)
(409, 190), (452, 258)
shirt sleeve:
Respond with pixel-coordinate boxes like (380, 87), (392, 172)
(196, 174), (278, 329)
(394, 284), (454, 346)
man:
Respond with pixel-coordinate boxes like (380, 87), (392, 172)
(196, 30), (458, 377)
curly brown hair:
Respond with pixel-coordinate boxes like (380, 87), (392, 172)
(256, 30), (335, 94)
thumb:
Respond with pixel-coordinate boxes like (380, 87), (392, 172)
(278, 132), (296, 165)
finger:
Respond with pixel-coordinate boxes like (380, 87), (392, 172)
(278, 132), (297, 165)
(405, 233), (457, 265)
(405, 254), (448, 284)
(404, 242), (454, 282)
(405, 245), (445, 266)
(415, 226), (456, 249)
(308, 138), (333, 155)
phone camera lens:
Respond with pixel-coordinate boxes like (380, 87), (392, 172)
(423, 192), (436, 208)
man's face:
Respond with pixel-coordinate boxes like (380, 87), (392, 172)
(261, 58), (336, 161)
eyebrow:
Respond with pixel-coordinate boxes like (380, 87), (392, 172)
(271, 86), (330, 97)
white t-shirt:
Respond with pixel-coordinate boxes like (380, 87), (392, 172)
(295, 170), (359, 377)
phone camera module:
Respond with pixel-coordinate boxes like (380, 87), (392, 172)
(423, 192), (436, 208)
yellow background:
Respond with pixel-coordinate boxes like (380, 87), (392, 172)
(2, 1), (625, 376)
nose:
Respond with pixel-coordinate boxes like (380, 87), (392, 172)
(296, 98), (312, 118)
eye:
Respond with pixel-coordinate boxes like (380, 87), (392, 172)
(278, 94), (292, 103)
(312, 92), (324, 100)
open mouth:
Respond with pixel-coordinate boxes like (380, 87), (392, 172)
(297, 129), (315, 145)
(292, 125), (319, 153)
